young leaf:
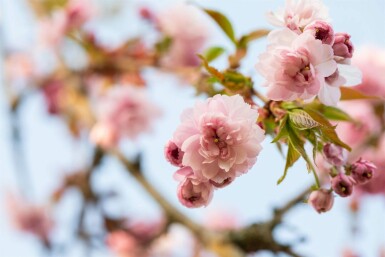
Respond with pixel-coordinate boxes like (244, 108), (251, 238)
(272, 116), (288, 143)
(289, 109), (319, 130)
(323, 106), (353, 122)
(277, 142), (301, 185)
(340, 87), (379, 101)
(204, 9), (236, 44)
(304, 107), (351, 151)
(203, 46), (226, 63)
(198, 55), (224, 81)
(238, 29), (270, 48)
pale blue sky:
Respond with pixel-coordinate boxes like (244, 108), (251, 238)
(0, 0), (385, 257)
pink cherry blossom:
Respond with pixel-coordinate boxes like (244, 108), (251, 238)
(95, 85), (160, 142)
(266, 0), (329, 33)
(303, 20), (334, 45)
(157, 3), (209, 68)
(322, 64), (362, 106)
(174, 167), (214, 208)
(257, 30), (337, 104)
(172, 94), (265, 186)
(352, 46), (385, 98)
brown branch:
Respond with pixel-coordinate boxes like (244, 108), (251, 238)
(110, 148), (205, 239)
(228, 186), (311, 256)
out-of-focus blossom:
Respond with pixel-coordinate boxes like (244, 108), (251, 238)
(323, 143), (348, 167)
(266, 0), (329, 33)
(350, 158), (376, 185)
(172, 94), (265, 186)
(204, 209), (239, 231)
(38, 11), (67, 48)
(6, 194), (53, 243)
(308, 188), (334, 213)
(352, 46), (385, 98)
(331, 173), (354, 197)
(158, 3), (209, 68)
(89, 122), (119, 149)
(337, 101), (380, 148)
(341, 249), (360, 257)
(65, 0), (95, 30)
(304, 20), (334, 45)
(42, 79), (65, 114)
(174, 167), (214, 208)
(333, 33), (354, 60)
(107, 230), (146, 257)
(164, 140), (184, 167)
(257, 30), (337, 105)
(93, 85), (160, 145)
(5, 53), (35, 81)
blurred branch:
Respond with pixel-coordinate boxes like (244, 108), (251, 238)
(110, 148), (205, 239)
(228, 187), (310, 257)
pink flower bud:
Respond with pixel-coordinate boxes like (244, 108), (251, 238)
(89, 123), (119, 148)
(164, 140), (184, 167)
(351, 158), (376, 185)
(323, 143), (348, 166)
(308, 189), (334, 213)
(175, 167), (214, 208)
(331, 173), (354, 197)
(304, 21), (334, 45)
(333, 33), (354, 59)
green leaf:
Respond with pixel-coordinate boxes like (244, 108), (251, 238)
(198, 55), (224, 81)
(204, 9), (236, 44)
(238, 29), (270, 48)
(289, 109), (319, 130)
(323, 106), (353, 122)
(277, 142), (301, 185)
(272, 116), (288, 143)
(155, 36), (172, 54)
(340, 87), (379, 101)
(304, 107), (351, 151)
(203, 46), (226, 63)
(222, 70), (253, 90)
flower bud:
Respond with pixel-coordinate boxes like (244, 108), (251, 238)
(333, 33), (354, 58)
(304, 21), (335, 45)
(164, 140), (184, 167)
(175, 167), (214, 208)
(308, 189), (334, 213)
(323, 143), (348, 166)
(350, 158), (376, 184)
(331, 173), (354, 197)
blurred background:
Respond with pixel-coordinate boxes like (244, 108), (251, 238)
(1, 0), (385, 256)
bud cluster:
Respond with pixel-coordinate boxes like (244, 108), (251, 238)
(309, 143), (376, 213)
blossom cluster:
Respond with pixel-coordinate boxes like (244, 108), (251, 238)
(309, 143), (376, 213)
(165, 94), (265, 208)
(257, 0), (362, 106)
